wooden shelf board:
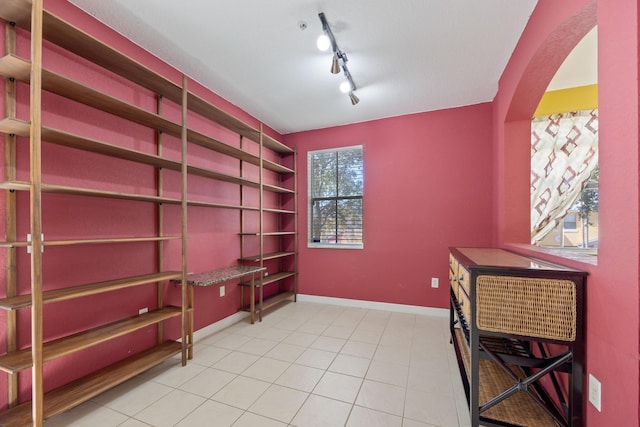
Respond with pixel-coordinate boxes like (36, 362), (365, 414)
(0, 180), (182, 205)
(262, 134), (294, 154)
(0, 241), (29, 248)
(239, 251), (295, 262)
(262, 208), (296, 215)
(186, 129), (263, 166)
(240, 232), (295, 236)
(262, 159), (294, 174)
(45, 236), (180, 246)
(41, 124), (182, 171)
(0, 307), (181, 374)
(263, 183), (295, 194)
(0, 341), (182, 426)
(187, 164), (260, 188)
(0, 271), (181, 310)
(0, 116), (30, 136)
(186, 200), (259, 211)
(241, 291), (295, 313)
(239, 271), (296, 287)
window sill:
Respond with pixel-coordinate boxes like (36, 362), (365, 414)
(308, 243), (363, 250)
(504, 243), (597, 266)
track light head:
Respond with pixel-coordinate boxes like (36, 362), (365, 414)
(349, 91), (360, 105)
(331, 54), (341, 74)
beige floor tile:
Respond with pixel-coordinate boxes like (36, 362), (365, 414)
(144, 361), (207, 388)
(248, 384), (309, 423)
(402, 418), (438, 427)
(350, 328), (383, 344)
(374, 344), (412, 366)
(44, 401), (128, 427)
(275, 363), (325, 392)
(283, 331), (319, 347)
(117, 419), (152, 427)
(175, 400), (243, 427)
(291, 395), (352, 427)
(295, 348), (337, 370)
(264, 342), (307, 362)
(311, 335), (347, 353)
(241, 357), (290, 382)
(213, 351), (260, 374)
(366, 360), (410, 387)
(91, 376), (172, 416)
(133, 389), (206, 427)
(313, 371), (363, 403)
(211, 375), (271, 409)
(322, 325), (355, 339)
(346, 405), (403, 427)
(232, 411), (288, 426)
(341, 340), (377, 359)
(355, 379), (406, 416)
(297, 321), (329, 335)
(236, 337), (279, 356)
(404, 388), (460, 426)
(189, 345), (232, 367)
(178, 367), (237, 397)
(214, 333), (254, 350)
(329, 354), (371, 378)
(407, 361), (454, 395)
(198, 330), (232, 346)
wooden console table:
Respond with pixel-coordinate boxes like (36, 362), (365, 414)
(449, 247), (586, 427)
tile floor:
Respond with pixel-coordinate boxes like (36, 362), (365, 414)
(44, 301), (471, 426)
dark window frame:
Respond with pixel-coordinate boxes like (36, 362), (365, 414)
(308, 145), (363, 249)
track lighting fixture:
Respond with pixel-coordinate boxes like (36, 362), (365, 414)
(331, 54), (341, 74)
(318, 12), (359, 105)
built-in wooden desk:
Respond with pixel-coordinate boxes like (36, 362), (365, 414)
(172, 266), (266, 343)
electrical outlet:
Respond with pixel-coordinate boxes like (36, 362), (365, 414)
(588, 374), (602, 412)
(219, 285), (225, 297)
(431, 277), (439, 288)
(138, 307), (148, 315)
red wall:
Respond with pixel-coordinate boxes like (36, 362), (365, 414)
(285, 104), (495, 308)
(493, 0), (640, 425)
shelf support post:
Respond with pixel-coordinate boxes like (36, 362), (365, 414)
(29, 0), (45, 424)
(180, 75), (191, 364)
(156, 95), (164, 344)
(4, 19), (19, 409)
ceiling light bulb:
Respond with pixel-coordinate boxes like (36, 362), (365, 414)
(317, 34), (330, 51)
(339, 81), (351, 94)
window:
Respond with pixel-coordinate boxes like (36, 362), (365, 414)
(563, 213), (577, 231)
(308, 146), (363, 248)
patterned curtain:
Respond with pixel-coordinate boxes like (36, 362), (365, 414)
(531, 110), (598, 243)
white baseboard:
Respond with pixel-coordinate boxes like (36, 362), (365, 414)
(296, 294), (449, 318)
(192, 311), (250, 343)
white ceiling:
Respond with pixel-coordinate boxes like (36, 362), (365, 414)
(69, 0), (539, 135)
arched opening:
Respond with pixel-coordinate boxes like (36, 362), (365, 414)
(500, 1), (596, 255)
(531, 28), (598, 257)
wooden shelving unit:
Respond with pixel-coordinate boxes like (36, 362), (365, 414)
(0, 0), (297, 425)
(239, 138), (297, 322)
